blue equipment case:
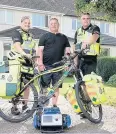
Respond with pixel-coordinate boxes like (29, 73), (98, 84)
(33, 107), (71, 133)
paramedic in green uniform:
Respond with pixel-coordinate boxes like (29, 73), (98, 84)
(73, 13), (101, 118)
(73, 12), (100, 75)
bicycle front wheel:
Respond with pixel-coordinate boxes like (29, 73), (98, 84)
(75, 81), (102, 124)
(0, 79), (38, 123)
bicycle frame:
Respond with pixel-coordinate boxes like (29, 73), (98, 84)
(16, 63), (74, 98)
(15, 51), (84, 106)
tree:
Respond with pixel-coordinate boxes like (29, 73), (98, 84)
(96, 0), (116, 16)
(75, 0), (116, 22)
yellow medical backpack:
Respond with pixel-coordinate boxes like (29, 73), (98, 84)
(83, 72), (107, 105)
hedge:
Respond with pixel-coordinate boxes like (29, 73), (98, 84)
(97, 57), (116, 82)
(106, 74), (116, 87)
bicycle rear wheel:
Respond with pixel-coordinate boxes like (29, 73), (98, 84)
(75, 81), (102, 124)
(0, 79), (38, 123)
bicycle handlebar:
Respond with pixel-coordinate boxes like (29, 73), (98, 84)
(22, 55), (40, 68)
(71, 48), (90, 59)
(52, 48), (89, 66)
(52, 61), (64, 66)
(22, 48), (89, 67)
(31, 56), (40, 59)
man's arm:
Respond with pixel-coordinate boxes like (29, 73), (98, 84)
(84, 34), (99, 45)
(83, 26), (100, 45)
(12, 30), (27, 55)
(64, 35), (71, 54)
(65, 47), (71, 54)
(37, 34), (46, 71)
(72, 31), (77, 53)
(36, 46), (44, 65)
(13, 42), (27, 55)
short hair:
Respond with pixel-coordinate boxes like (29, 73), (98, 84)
(81, 12), (90, 16)
(49, 18), (59, 23)
(21, 16), (30, 22)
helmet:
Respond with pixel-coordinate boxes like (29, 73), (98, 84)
(7, 51), (26, 63)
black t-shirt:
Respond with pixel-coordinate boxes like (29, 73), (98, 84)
(74, 24), (100, 44)
(39, 32), (70, 65)
(12, 28), (29, 44)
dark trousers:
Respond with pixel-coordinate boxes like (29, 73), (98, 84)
(78, 55), (97, 75)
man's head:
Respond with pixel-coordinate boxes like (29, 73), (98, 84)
(81, 13), (91, 28)
(49, 18), (59, 33)
(20, 16), (30, 31)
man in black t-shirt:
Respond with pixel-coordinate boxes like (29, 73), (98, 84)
(37, 18), (70, 107)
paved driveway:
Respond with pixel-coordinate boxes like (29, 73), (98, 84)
(0, 96), (116, 134)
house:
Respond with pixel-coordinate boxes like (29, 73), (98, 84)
(0, 0), (75, 33)
(0, 0), (116, 37)
(0, 0), (116, 58)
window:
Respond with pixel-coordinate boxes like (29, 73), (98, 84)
(99, 48), (110, 56)
(72, 19), (76, 30)
(72, 19), (81, 30)
(3, 43), (11, 61)
(100, 22), (105, 33)
(48, 15), (51, 21)
(32, 14), (48, 27)
(4, 43), (11, 50)
(6, 11), (13, 24)
(0, 10), (5, 23)
(45, 16), (48, 27)
(0, 10), (14, 24)
(100, 22), (109, 34)
(105, 23), (109, 33)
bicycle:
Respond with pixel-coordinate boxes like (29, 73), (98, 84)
(0, 49), (102, 123)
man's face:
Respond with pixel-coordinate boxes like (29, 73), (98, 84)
(81, 14), (91, 28)
(49, 19), (59, 33)
(21, 19), (30, 31)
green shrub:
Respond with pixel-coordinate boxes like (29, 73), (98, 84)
(106, 74), (116, 87)
(97, 57), (116, 82)
(99, 48), (110, 57)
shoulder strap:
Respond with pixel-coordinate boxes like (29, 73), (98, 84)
(77, 27), (81, 32)
(88, 24), (98, 31)
(77, 27), (83, 35)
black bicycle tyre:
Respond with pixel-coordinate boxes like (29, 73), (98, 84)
(75, 80), (102, 124)
(0, 79), (38, 123)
